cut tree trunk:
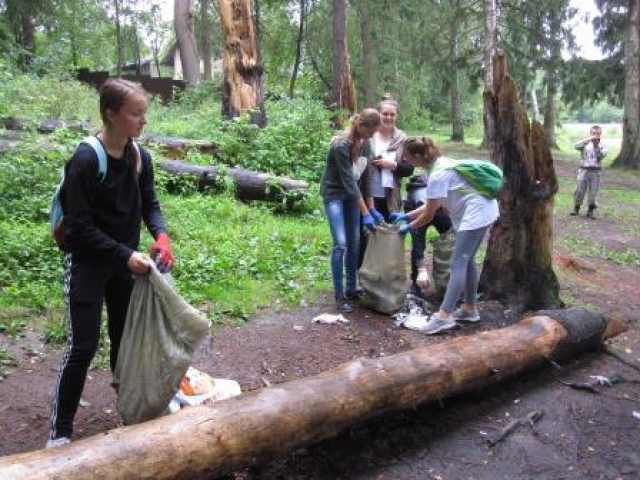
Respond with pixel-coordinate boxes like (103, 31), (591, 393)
(480, 54), (561, 316)
(141, 134), (217, 158)
(159, 159), (308, 204)
(217, 0), (266, 125)
(0, 308), (617, 480)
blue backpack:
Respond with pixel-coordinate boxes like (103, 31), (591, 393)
(50, 136), (140, 248)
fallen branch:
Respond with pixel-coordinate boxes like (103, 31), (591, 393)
(486, 410), (544, 446)
(0, 308), (614, 479)
(604, 344), (640, 372)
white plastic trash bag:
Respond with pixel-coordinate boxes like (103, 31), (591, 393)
(168, 366), (242, 412)
(113, 263), (210, 425)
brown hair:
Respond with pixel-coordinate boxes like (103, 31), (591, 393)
(99, 78), (147, 125)
(333, 108), (381, 162)
(377, 94), (398, 112)
(403, 136), (441, 165)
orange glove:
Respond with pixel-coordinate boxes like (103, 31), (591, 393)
(150, 232), (174, 273)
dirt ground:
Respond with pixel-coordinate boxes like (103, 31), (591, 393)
(1, 158), (639, 479)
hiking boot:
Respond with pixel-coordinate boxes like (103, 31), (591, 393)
(451, 307), (481, 323)
(419, 313), (458, 335)
(569, 205), (580, 216)
(336, 299), (354, 314)
(586, 205), (597, 219)
(46, 437), (71, 448)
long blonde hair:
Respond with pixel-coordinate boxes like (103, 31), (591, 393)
(334, 108), (381, 162)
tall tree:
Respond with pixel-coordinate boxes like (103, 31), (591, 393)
(114, 0), (124, 75)
(356, 0), (375, 107)
(481, 0), (497, 148)
(201, 0), (213, 80)
(289, 0), (306, 97)
(175, 0), (201, 84)
(217, 0), (266, 125)
(613, 0), (640, 169)
(331, 0), (355, 118)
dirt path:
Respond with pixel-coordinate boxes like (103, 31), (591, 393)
(1, 155), (639, 479)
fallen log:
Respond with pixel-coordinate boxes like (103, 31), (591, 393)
(140, 134), (217, 157)
(159, 159), (309, 204)
(0, 308), (617, 479)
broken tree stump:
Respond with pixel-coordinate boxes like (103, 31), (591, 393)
(0, 308), (616, 480)
(159, 159), (309, 204)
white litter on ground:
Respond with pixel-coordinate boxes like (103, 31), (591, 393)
(392, 296), (436, 332)
(312, 313), (350, 325)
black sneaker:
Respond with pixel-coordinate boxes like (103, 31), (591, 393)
(337, 300), (354, 313)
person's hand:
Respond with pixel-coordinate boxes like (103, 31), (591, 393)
(369, 208), (384, 224)
(362, 213), (376, 232)
(150, 232), (174, 273)
(127, 251), (151, 275)
(416, 268), (433, 293)
(398, 223), (412, 235)
(390, 212), (409, 224)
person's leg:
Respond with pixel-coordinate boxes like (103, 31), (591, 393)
(49, 254), (106, 442)
(344, 198), (361, 294)
(587, 171), (601, 218)
(324, 199), (347, 302)
(572, 170), (587, 215)
(374, 196), (391, 222)
(440, 228), (487, 315)
(410, 225), (427, 286)
(461, 226), (489, 306)
(104, 267), (134, 372)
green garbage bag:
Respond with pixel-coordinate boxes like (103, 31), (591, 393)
(358, 225), (407, 314)
(112, 262), (210, 425)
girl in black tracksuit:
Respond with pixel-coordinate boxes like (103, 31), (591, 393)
(47, 78), (173, 447)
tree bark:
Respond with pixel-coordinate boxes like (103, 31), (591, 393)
(357, 0), (375, 107)
(0, 310), (613, 480)
(217, 0), (266, 125)
(159, 159), (309, 204)
(289, 0), (306, 97)
(114, 0), (123, 76)
(449, 17), (464, 142)
(481, 0), (497, 148)
(331, 0), (355, 124)
(175, 0), (201, 85)
(612, 0), (640, 169)
(201, 0), (213, 81)
(480, 54), (562, 316)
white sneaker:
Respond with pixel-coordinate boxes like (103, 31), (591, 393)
(46, 437), (71, 448)
(451, 307), (480, 323)
(420, 313), (458, 335)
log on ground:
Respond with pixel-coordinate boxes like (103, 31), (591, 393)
(141, 134), (217, 158)
(0, 308), (614, 480)
(159, 159), (309, 204)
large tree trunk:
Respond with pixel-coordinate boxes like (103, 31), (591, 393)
(481, 0), (497, 148)
(357, 0), (375, 107)
(480, 54), (562, 316)
(175, 0), (201, 85)
(449, 19), (464, 142)
(114, 0), (123, 76)
(217, 0), (266, 125)
(200, 0), (213, 81)
(0, 310), (614, 480)
(543, 8), (561, 149)
(612, 0), (640, 169)
(160, 159), (309, 204)
(331, 0), (356, 125)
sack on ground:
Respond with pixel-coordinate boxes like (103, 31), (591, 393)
(358, 225), (407, 314)
(112, 262), (210, 425)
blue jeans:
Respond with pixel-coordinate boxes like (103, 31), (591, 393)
(324, 197), (360, 300)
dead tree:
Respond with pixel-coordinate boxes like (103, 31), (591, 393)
(217, 0), (266, 126)
(480, 54), (561, 316)
(0, 309), (619, 480)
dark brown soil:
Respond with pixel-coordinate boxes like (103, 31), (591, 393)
(1, 156), (639, 479)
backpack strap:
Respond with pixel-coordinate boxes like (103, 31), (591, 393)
(131, 140), (142, 175)
(81, 136), (108, 182)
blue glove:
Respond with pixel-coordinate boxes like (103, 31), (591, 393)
(390, 211), (409, 224)
(398, 223), (412, 235)
(369, 208), (384, 224)
(362, 213), (376, 232)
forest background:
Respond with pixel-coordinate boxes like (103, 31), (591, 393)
(0, 0), (638, 365)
